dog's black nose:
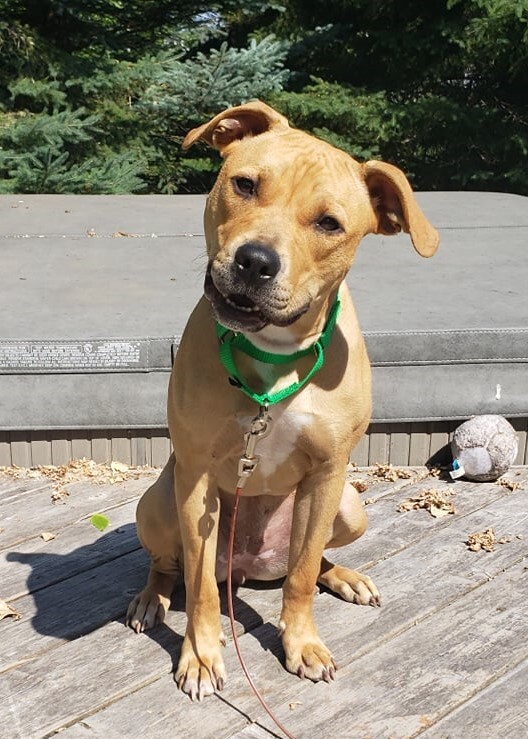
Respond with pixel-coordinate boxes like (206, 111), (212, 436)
(234, 243), (281, 284)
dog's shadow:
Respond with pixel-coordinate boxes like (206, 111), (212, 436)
(7, 525), (285, 670)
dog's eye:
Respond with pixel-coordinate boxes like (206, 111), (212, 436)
(317, 216), (341, 232)
(233, 177), (256, 197)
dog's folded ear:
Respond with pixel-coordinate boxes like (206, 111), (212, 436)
(363, 161), (439, 257)
(182, 101), (290, 154)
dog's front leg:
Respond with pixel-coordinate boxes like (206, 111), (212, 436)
(280, 461), (347, 682)
(174, 461), (226, 700)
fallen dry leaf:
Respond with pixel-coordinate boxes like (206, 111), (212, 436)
(40, 531), (56, 542)
(289, 701), (303, 711)
(496, 477), (522, 492)
(371, 463), (415, 482)
(427, 467), (442, 478)
(0, 599), (21, 621)
(466, 528), (498, 552)
(51, 488), (70, 504)
(398, 488), (456, 518)
(363, 497), (375, 506)
(351, 479), (369, 493)
(112, 230), (140, 238)
(110, 461), (129, 474)
(466, 528), (496, 552)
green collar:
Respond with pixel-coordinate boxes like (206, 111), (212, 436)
(215, 292), (341, 406)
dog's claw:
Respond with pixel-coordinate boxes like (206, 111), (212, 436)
(126, 589), (169, 634)
(175, 636), (226, 701)
(297, 665), (305, 679)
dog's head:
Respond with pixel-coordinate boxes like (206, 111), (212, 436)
(184, 101), (439, 342)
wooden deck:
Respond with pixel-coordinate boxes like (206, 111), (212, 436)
(1, 463), (527, 739)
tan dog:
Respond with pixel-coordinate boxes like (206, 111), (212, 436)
(126, 101), (439, 700)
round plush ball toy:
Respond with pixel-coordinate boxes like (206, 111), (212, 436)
(450, 415), (518, 482)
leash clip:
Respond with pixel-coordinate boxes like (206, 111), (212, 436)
(236, 405), (273, 488)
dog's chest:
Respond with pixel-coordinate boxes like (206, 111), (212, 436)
(245, 408), (312, 479)
(238, 406), (312, 486)
(213, 407), (312, 582)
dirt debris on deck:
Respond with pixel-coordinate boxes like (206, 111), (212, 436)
(397, 488), (457, 518)
(0, 458), (160, 504)
(0, 458), (159, 485)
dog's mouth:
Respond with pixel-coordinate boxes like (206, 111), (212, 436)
(204, 266), (309, 332)
(204, 269), (269, 331)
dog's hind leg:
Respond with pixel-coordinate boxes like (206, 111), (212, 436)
(126, 454), (182, 632)
(318, 481), (380, 607)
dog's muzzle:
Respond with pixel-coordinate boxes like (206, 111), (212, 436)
(204, 243), (308, 332)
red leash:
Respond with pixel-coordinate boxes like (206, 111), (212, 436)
(226, 484), (297, 739)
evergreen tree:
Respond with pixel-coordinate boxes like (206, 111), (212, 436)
(0, 1), (526, 194)
(0, 1), (289, 193)
(265, 0), (528, 193)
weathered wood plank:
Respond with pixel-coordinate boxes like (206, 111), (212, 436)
(111, 435), (132, 464)
(0, 548), (149, 672)
(0, 478), (53, 501)
(150, 433), (171, 468)
(0, 499), (140, 599)
(429, 421), (452, 460)
(408, 425), (431, 466)
(0, 476), (154, 548)
(54, 672), (257, 739)
(420, 658), (528, 737)
(327, 468), (525, 570)
(51, 437), (71, 465)
(9, 432), (31, 467)
(29, 432), (51, 467)
(70, 432), (92, 461)
(0, 431), (11, 466)
(350, 432), (369, 466)
(59, 622), (300, 739)
(511, 417), (528, 465)
(91, 434), (111, 464)
(2, 620), (183, 739)
(388, 423), (411, 466)
(56, 555), (528, 739)
(368, 426), (390, 464)
(231, 562), (528, 739)
(131, 436), (148, 467)
(13, 479), (525, 739)
(0, 469), (417, 674)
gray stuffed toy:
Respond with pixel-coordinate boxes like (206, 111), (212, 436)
(450, 415), (518, 482)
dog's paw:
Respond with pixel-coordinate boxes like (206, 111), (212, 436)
(125, 588), (170, 633)
(318, 563), (380, 607)
(280, 622), (337, 682)
(175, 632), (227, 701)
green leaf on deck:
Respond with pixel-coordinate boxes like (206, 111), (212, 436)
(90, 513), (110, 532)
